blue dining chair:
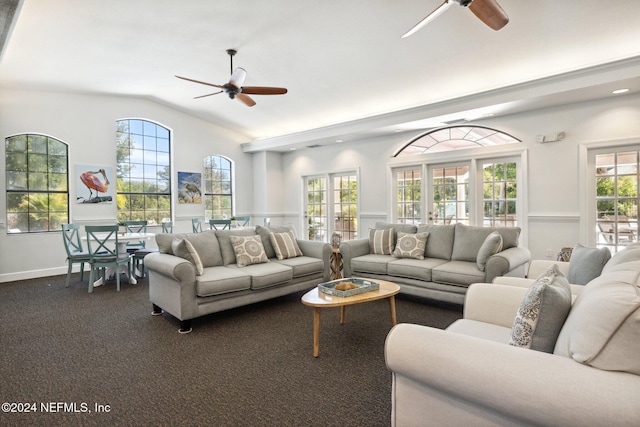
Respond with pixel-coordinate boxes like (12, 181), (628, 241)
(61, 223), (91, 288)
(209, 219), (231, 230)
(162, 221), (173, 233)
(235, 216), (251, 227)
(192, 218), (203, 233)
(85, 225), (132, 293)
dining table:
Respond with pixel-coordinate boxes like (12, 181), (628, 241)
(83, 232), (156, 287)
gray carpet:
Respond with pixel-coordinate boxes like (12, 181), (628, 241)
(0, 273), (462, 426)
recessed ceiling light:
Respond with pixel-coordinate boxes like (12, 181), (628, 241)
(289, 147), (296, 150)
(335, 139), (343, 143)
(612, 88), (629, 94)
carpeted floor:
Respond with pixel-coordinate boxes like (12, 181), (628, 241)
(0, 273), (462, 427)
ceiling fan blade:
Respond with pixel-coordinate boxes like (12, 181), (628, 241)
(401, 0), (453, 38)
(175, 75), (225, 89)
(468, 0), (509, 30)
(229, 67), (247, 88)
(193, 91), (223, 99)
(241, 86), (288, 95)
(236, 93), (256, 107)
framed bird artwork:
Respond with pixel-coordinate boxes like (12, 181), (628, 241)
(76, 165), (114, 204)
(178, 172), (202, 204)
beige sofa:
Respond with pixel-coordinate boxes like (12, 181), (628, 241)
(340, 222), (531, 304)
(145, 225), (332, 332)
(385, 247), (640, 426)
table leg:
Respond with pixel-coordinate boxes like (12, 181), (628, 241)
(340, 306), (346, 325)
(313, 307), (321, 358)
(389, 295), (397, 326)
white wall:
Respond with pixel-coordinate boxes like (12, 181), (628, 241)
(0, 89), (252, 281)
(280, 93), (640, 260)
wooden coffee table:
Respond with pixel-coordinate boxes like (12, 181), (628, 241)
(301, 279), (400, 357)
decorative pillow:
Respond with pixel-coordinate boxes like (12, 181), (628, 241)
(567, 243), (611, 285)
(476, 231), (503, 271)
(392, 232), (429, 259)
(369, 228), (394, 255)
(230, 235), (269, 267)
(269, 231), (303, 260)
(171, 238), (204, 275)
(509, 265), (572, 353)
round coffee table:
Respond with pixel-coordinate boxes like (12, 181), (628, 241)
(301, 279), (400, 357)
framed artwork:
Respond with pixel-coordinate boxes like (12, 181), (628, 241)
(76, 165), (114, 204)
(178, 171), (202, 204)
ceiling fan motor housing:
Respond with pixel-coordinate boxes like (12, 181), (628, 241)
(457, 0), (473, 7)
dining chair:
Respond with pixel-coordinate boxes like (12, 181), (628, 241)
(235, 216), (251, 227)
(134, 221), (172, 278)
(192, 218), (203, 233)
(122, 220), (148, 251)
(61, 223), (91, 288)
(162, 221), (174, 233)
(85, 225), (132, 293)
(209, 219), (231, 230)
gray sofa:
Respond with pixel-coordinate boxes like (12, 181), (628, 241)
(145, 225), (332, 332)
(385, 245), (640, 426)
(340, 222), (531, 304)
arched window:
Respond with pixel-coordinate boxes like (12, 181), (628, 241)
(394, 125), (520, 156)
(5, 134), (69, 233)
(116, 119), (171, 224)
(204, 155), (233, 219)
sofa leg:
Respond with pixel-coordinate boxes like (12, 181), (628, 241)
(151, 304), (163, 316)
(179, 319), (192, 334)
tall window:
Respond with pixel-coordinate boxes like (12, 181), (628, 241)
(116, 119), (171, 224)
(333, 174), (358, 240)
(396, 168), (422, 224)
(5, 134), (69, 233)
(595, 150), (639, 252)
(306, 177), (327, 241)
(483, 161), (517, 226)
(431, 165), (469, 224)
(204, 155), (233, 219)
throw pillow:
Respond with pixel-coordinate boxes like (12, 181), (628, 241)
(567, 243), (611, 285)
(369, 228), (394, 255)
(269, 231), (303, 260)
(230, 235), (269, 267)
(392, 232), (429, 259)
(171, 238), (204, 275)
(476, 231), (503, 271)
(509, 265), (572, 353)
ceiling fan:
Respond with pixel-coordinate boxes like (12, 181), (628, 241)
(402, 0), (509, 38)
(175, 49), (287, 107)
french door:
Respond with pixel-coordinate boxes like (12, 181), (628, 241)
(304, 173), (358, 242)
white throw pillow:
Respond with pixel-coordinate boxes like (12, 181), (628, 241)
(369, 228), (394, 255)
(269, 231), (303, 260)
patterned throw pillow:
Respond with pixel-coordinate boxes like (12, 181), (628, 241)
(230, 235), (269, 267)
(171, 238), (204, 275)
(392, 232), (429, 260)
(369, 228), (394, 255)
(509, 265), (572, 353)
(269, 231), (303, 260)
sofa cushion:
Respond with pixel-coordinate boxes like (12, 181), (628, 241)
(477, 231), (503, 272)
(554, 260), (640, 374)
(509, 265), (571, 353)
(273, 256), (324, 278)
(567, 243), (611, 285)
(393, 231), (429, 260)
(184, 230), (223, 268)
(171, 238), (204, 275)
(156, 232), (187, 254)
(431, 261), (485, 286)
(451, 224), (521, 262)
(196, 266), (252, 297)
(226, 262), (293, 290)
(602, 247), (640, 274)
(216, 228), (258, 265)
(370, 228), (394, 255)
(255, 224), (296, 259)
(351, 254), (392, 275)
(387, 257), (448, 282)
(269, 231), (303, 260)
(230, 235), (269, 267)
(417, 224), (456, 260)
(375, 222), (418, 235)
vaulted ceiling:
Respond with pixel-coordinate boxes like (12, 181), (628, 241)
(1, 0), (639, 152)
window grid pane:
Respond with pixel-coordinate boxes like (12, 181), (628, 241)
(483, 162), (517, 227)
(204, 155), (233, 219)
(395, 168), (422, 224)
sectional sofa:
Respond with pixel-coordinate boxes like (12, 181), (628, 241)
(339, 222), (531, 304)
(144, 225), (332, 332)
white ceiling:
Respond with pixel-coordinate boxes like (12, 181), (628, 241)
(1, 0), (640, 152)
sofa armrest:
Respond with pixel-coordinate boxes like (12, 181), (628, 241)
(385, 324), (640, 426)
(297, 239), (333, 281)
(339, 238), (371, 277)
(484, 246), (531, 282)
(144, 252), (196, 283)
(527, 259), (570, 278)
(463, 283), (527, 327)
